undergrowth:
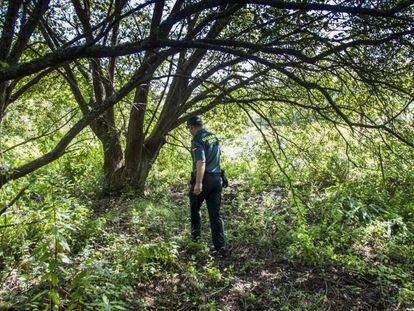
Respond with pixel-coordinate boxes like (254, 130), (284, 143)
(1, 174), (413, 310)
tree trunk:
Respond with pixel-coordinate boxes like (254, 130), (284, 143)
(0, 82), (11, 124)
(127, 152), (152, 194)
(101, 127), (124, 192)
(123, 135), (166, 194)
(123, 83), (149, 184)
(0, 82), (10, 176)
(90, 107), (124, 192)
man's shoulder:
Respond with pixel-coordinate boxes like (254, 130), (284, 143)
(201, 129), (213, 137)
(201, 131), (219, 144)
(194, 129), (210, 140)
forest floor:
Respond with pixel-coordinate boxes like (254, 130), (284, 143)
(128, 187), (383, 310)
(74, 183), (408, 310)
(1, 182), (413, 310)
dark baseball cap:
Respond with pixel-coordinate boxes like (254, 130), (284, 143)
(187, 115), (202, 127)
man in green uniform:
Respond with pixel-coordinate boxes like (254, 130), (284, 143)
(187, 115), (227, 256)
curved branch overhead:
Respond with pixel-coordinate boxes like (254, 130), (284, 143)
(2, 26), (413, 82)
(0, 0), (413, 81)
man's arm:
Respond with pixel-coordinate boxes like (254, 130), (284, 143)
(194, 159), (205, 195)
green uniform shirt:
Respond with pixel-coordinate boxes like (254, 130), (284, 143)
(191, 128), (221, 173)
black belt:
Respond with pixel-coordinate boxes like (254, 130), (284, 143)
(205, 171), (221, 175)
(191, 171), (222, 177)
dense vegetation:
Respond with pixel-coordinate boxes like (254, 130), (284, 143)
(1, 0), (414, 310)
(2, 106), (414, 309)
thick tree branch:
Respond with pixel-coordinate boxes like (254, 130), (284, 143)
(1, 0), (412, 82)
(0, 0), (22, 60)
(8, 0), (50, 64)
(0, 49), (174, 188)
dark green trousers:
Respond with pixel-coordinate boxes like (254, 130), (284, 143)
(189, 173), (225, 249)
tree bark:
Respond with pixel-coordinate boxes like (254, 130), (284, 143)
(0, 82), (10, 175)
(123, 84), (149, 186)
(128, 150), (153, 195)
(90, 107), (124, 192)
(123, 132), (166, 194)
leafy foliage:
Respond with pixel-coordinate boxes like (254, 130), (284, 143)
(1, 1), (414, 309)
(2, 109), (414, 309)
